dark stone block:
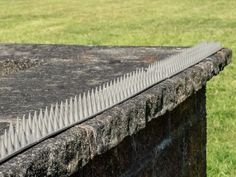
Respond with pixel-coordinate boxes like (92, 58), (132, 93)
(74, 88), (206, 177)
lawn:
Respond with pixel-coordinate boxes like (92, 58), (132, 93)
(0, 0), (235, 176)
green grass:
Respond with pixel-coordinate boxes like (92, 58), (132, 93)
(0, 0), (235, 176)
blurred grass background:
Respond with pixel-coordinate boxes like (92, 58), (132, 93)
(0, 0), (235, 176)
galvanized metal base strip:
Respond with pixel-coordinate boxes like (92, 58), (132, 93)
(0, 42), (222, 164)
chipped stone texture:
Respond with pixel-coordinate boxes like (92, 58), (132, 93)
(0, 45), (232, 177)
(0, 58), (41, 77)
(77, 88), (206, 177)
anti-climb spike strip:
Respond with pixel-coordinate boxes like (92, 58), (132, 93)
(0, 42), (222, 164)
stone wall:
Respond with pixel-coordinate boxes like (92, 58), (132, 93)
(0, 45), (232, 177)
(76, 88), (206, 177)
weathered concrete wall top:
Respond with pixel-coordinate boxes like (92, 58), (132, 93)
(0, 44), (232, 176)
(0, 44), (182, 135)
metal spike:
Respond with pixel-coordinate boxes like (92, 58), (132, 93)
(7, 125), (14, 154)
(38, 109), (43, 134)
(87, 90), (92, 116)
(42, 118), (48, 136)
(48, 105), (54, 133)
(14, 132), (20, 151)
(78, 94), (83, 120)
(59, 102), (64, 128)
(31, 111), (37, 140)
(25, 120), (31, 142)
(53, 103), (59, 130)
(20, 129), (27, 147)
(69, 98), (74, 124)
(44, 107), (49, 120)
(0, 138), (7, 158)
(91, 89), (96, 114)
(95, 88), (101, 112)
(100, 91), (105, 110)
(28, 113), (32, 131)
(74, 96), (79, 122)
(0, 42), (222, 163)
(82, 93), (88, 117)
(22, 115), (26, 131)
(64, 100), (69, 126)
(3, 130), (8, 150)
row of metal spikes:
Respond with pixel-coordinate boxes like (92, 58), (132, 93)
(0, 42), (222, 163)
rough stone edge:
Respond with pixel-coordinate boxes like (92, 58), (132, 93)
(0, 48), (232, 177)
